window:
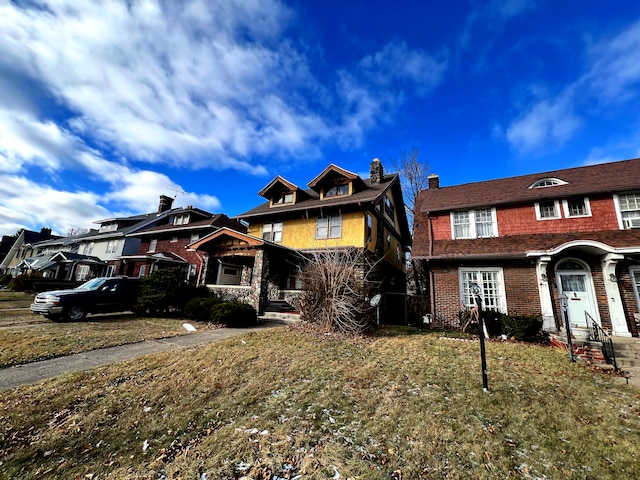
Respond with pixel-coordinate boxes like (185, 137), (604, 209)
(325, 183), (349, 197)
(366, 214), (373, 243)
(451, 208), (497, 239)
(173, 214), (190, 225)
(273, 192), (293, 204)
(631, 268), (640, 309)
(139, 264), (147, 278)
(148, 239), (157, 253)
(106, 265), (116, 277)
(386, 232), (391, 250)
(105, 239), (119, 254)
(190, 233), (200, 243)
(529, 177), (567, 188)
(316, 214), (342, 239)
(459, 268), (506, 312)
(262, 222), (283, 242)
(170, 236), (178, 243)
(617, 193), (640, 229)
(563, 198), (591, 217)
(535, 200), (561, 220)
(99, 222), (118, 233)
(75, 265), (90, 281)
(85, 242), (94, 255)
(384, 196), (395, 220)
(396, 244), (402, 262)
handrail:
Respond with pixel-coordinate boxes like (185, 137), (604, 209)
(586, 312), (618, 370)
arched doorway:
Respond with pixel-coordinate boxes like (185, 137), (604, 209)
(555, 258), (599, 329)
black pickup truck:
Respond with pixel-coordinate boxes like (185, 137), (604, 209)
(30, 276), (140, 322)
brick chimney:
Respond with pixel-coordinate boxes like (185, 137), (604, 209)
(428, 174), (440, 189)
(158, 195), (174, 213)
(370, 158), (384, 184)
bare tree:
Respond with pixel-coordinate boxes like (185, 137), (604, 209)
(389, 146), (431, 295)
(297, 248), (380, 335)
(389, 146), (431, 231)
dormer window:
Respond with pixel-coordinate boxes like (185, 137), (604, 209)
(325, 183), (349, 198)
(173, 214), (190, 225)
(99, 222), (118, 233)
(273, 192), (294, 204)
(529, 177), (567, 189)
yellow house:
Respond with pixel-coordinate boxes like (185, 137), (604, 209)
(189, 159), (411, 315)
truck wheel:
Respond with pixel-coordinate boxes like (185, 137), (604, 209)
(64, 306), (87, 322)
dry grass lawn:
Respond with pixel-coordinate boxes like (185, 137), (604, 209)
(0, 291), (213, 367)
(1, 326), (639, 479)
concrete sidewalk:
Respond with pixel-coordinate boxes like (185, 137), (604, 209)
(0, 323), (279, 390)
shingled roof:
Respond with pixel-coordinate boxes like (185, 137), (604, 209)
(418, 157), (640, 213)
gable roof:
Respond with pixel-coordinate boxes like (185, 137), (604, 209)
(418, 157), (640, 213)
(238, 173), (399, 219)
(128, 213), (245, 236)
(187, 227), (295, 252)
(258, 176), (301, 198)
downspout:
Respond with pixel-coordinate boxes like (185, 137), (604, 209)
(428, 214), (436, 320)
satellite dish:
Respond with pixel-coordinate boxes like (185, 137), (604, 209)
(369, 294), (382, 307)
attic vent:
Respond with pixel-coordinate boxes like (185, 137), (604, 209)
(529, 177), (567, 189)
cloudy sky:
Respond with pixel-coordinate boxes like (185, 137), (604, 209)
(2, 0), (640, 237)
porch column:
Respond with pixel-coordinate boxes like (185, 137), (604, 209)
(602, 253), (631, 337)
(535, 256), (556, 332)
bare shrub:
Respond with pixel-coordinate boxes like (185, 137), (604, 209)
(298, 248), (379, 335)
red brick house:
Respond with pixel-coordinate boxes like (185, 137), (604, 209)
(413, 158), (640, 338)
(121, 208), (245, 282)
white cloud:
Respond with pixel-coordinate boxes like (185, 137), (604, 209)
(505, 19), (640, 154)
(506, 96), (582, 153)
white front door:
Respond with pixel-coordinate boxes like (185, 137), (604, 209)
(557, 271), (598, 328)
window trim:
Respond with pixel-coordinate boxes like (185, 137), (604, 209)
(450, 208), (498, 239)
(148, 239), (157, 253)
(459, 267), (507, 313)
(614, 193), (640, 230)
(562, 197), (591, 218)
(262, 222), (283, 242)
(316, 213), (342, 240)
(535, 200), (561, 220)
(529, 177), (568, 189)
(630, 267), (640, 310)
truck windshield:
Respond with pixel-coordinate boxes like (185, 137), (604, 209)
(77, 278), (107, 291)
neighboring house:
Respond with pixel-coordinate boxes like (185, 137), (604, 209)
(74, 195), (181, 277)
(413, 157), (640, 338)
(122, 210), (245, 282)
(13, 231), (105, 281)
(0, 228), (58, 276)
(189, 159), (412, 316)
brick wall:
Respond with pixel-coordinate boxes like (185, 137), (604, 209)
(424, 195), (620, 242)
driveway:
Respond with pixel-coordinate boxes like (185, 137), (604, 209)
(0, 323), (280, 390)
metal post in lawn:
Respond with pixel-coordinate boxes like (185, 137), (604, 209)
(559, 293), (574, 362)
(470, 282), (489, 392)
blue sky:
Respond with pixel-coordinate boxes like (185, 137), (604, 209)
(2, 0), (640, 237)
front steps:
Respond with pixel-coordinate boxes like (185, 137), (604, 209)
(612, 337), (640, 369)
(258, 300), (300, 325)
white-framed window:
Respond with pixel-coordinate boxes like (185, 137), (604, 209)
(529, 177), (567, 189)
(170, 236), (178, 243)
(75, 265), (90, 281)
(615, 193), (640, 229)
(190, 233), (200, 243)
(148, 239), (157, 253)
(459, 268), (506, 312)
(451, 208), (497, 239)
(173, 214), (190, 225)
(535, 200), (561, 220)
(105, 239), (119, 254)
(99, 222), (118, 233)
(85, 242), (94, 255)
(631, 267), (640, 309)
(563, 198), (591, 218)
(139, 264), (147, 278)
(262, 222), (283, 242)
(316, 214), (342, 239)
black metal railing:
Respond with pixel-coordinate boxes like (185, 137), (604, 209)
(586, 312), (618, 370)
